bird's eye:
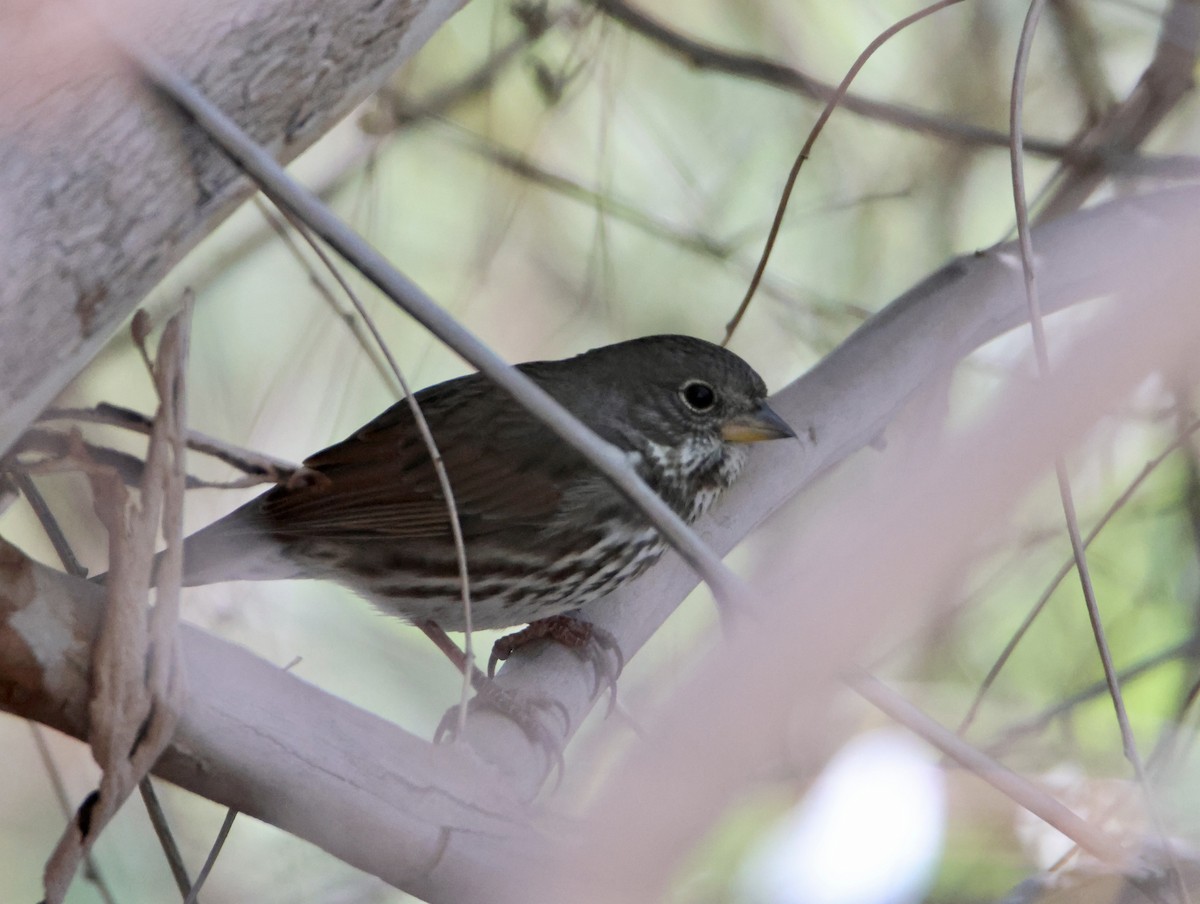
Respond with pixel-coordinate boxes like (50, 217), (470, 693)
(680, 380), (717, 412)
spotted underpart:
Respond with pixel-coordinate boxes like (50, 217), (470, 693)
(290, 435), (750, 630)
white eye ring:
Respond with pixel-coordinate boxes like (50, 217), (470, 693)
(680, 380), (717, 412)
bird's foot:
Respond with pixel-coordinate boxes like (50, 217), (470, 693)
(431, 616), (624, 784)
(488, 615), (624, 709)
(434, 682), (569, 782)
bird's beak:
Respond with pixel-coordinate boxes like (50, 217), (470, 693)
(721, 400), (796, 443)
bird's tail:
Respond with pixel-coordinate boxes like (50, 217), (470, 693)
(176, 501), (305, 586)
(92, 501), (303, 588)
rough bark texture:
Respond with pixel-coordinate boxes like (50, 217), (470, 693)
(0, 0), (467, 456)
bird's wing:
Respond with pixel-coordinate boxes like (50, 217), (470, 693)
(254, 376), (574, 540)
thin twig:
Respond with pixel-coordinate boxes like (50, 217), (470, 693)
(1142, 422), (1200, 777)
(983, 638), (1198, 758)
(722, 0), (965, 346)
(367, 4), (566, 130)
(40, 303), (192, 902)
(1009, 5), (1188, 900)
(28, 728), (118, 904)
(418, 620), (489, 689)
(15, 460), (117, 903)
(958, 418), (1200, 734)
(267, 201), (479, 735)
(589, 0), (1069, 158)
(435, 120), (734, 259)
(1012, 0), (1136, 783)
(15, 464), (133, 904)
(12, 471), (87, 577)
(39, 404), (299, 483)
(1047, 0), (1116, 122)
(1146, 662), (1200, 779)
(851, 671), (1129, 865)
(1034, 0), (1200, 224)
(253, 197), (401, 396)
(140, 779), (198, 901)
(182, 808), (238, 904)
(12, 428), (263, 491)
(112, 0), (671, 330)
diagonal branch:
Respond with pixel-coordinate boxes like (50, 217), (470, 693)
(590, 0), (1070, 157)
(1035, 0), (1200, 222)
(0, 0), (470, 458)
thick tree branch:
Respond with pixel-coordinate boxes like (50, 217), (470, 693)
(0, 541), (539, 901)
(0, 0), (468, 458)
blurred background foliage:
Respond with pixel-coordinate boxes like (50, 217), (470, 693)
(3, 0), (1200, 900)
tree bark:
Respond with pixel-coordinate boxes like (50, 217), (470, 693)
(0, 539), (537, 902)
(0, 0), (467, 457)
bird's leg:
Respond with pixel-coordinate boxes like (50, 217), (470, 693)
(423, 619), (570, 778)
(416, 619), (488, 690)
(489, 615), (624, 706)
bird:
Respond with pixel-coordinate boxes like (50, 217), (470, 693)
(177, 335), (794, 654)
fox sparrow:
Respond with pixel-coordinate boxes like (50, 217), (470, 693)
(178, 335), (793, 648)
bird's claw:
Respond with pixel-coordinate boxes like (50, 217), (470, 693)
(488, 615), (624, 711)
(434, 682), (569, 784)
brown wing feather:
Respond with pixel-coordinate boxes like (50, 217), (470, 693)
(255, 375), (571, 540)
